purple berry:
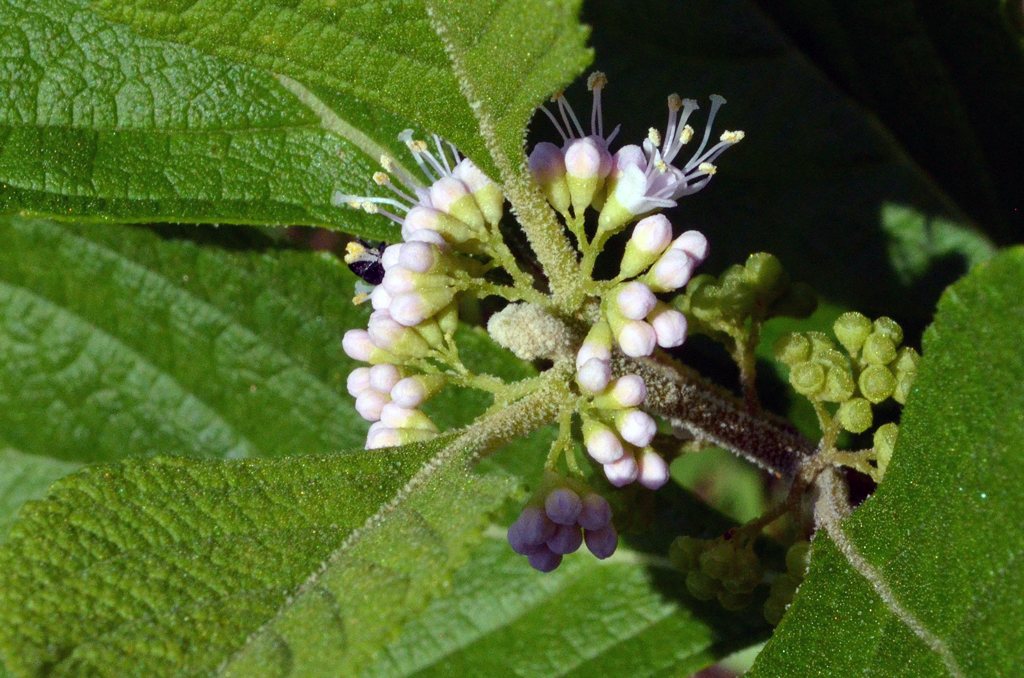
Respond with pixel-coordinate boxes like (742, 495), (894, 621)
(578, 493), (612, 531)
(547, 524), (584, 555)
(544, 488), (583, 526)
(527, 545), (563, 573)
(517, 505), (556, 545)
(585, 525), (619, 559)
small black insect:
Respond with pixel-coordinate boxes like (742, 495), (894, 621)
(344, 239), (385, 286)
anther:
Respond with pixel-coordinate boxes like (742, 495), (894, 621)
(667, 93), (682, 112)
(647, 127), (662, 146)
(720, 130), (745, 143)
(679, 125), (694, 144)
(698, 162), (717, 175)
(361, 201), (379, 214)
(587, 71), (608, 91)
(373, 172), (389, 185)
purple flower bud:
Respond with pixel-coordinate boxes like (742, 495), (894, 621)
(508, 520), (546, 556)
(578, 493), (612, 531)
(527, 545), (563, 572)
(585, 525), (619, 559)
(544, 488), (583, 525)
(547, 524), (584, 554)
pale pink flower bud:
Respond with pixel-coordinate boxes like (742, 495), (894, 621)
(397, 241), (437, 273)
(578, 493), (612, 531)
(584, 525), (619, 559)
(382, 268), (418, 295)
(366, 426), (403, 449)
(564, 137), (603, 180)
(405, 229), (448, 247)
(403, 205), (443, 235)
(582, 421), (625, 464)
(367, 310), (406, 350)
(370, 285), (393, 311)
(547, 524), (584, 554)
(670, 230), (709, 263)
(577, 357), (612, 393)
(342, 329), (375, 362)
(379, 403), (437, 431)
(616, 282), (658, 320)
(631, 214), (673, 253)
(647, 249), (696, 292)
(528, 142), (566, 182)
(369, 363), (402, 393)
(609, 144), (647, 181)
(390, 375), (445, 408)
(616, 320), (657, 357)
(355, 390), (389, 422)
(346, 367), (372, 398)
(428, 176), (472, 213)
(544, 488), (583, 526)
(604, 454), (639, 487)
(637, 449), (670, 489)
(649, 306), (688, 348)
(616, 409), (657, 447)
(608, 375), (647, 407)
(380, 244), (403, 271)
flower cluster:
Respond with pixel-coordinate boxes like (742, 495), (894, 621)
(339, 131), (517, 449)
(507, 476), (618, 572)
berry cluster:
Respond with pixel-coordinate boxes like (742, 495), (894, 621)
(670, 534), (763, 611)
(763, 541), (811, 625)
(507, 476), (619, 572)
(775, 313), (919, 436)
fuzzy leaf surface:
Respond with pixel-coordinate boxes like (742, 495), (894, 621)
(0, 433), (521, 677)
(749, 248), (1024, 676)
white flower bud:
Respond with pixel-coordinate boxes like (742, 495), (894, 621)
(576, 321), (613, 370)
(637, 448), (670, 489)
(404, 229), (448, 247)
(595, 375), (647, 409)
(577, 356), (612, 393)
(368, 363), (402, 393)
(648, 305), (688, 348)
(616, 320), (657, 357)
(390, 374), (446, 408)
(616, 409), (657, 447)
(370, 285), (393, 310)
(342, 329), (375, 362)
(604, 454), (639, 487)
(430, 176), (485, 232)
(346, 367), (372, 398)
(381, 244), (403, 271)
(355, 390), (389, 422)
(670, 230), (709, 263)
(615, 282), (658, 320)
(379, 403), (438, 431)
(397, 241), (438, 273)
(389, 287), (456, 327)
(582, 420), (625, 464)
(645, 248), (696, 293)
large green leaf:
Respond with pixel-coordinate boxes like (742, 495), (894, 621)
(0, 447), (80, 544)
(748, 248), (1024, 676)
(0, 428), (523, 677)
(4, 0), (591, 234)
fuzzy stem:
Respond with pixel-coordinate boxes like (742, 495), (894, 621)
(617, 352), (816, 478)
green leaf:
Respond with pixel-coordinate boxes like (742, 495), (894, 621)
(0, 447), (80, 545)
(5, 0), (591, 233)
(0, 431), (522, 677)
(366, 485), (772, 677)
(748, 248), (1024, 676)
(0, 0), (393, 237)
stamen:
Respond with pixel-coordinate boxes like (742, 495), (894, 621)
(679, 125), (694, 144)
(352, 293), (371, 305)
(553, 92), (579, 139)
(689, 94), (727, 168)
(557, 94), (586, 139)
(361, 201), (379, 214)
(656, 160), (669, 173)
(373, 172), (389, 185)
(698, 162), (717, 175)
(588, 72), (608, 137)
(720, 130), (745, 143)
(587, 72), (608, 91)
(647, 127), (662, 146)
(539, 104), (570, 143)
(432, 134), (453, 173)
(344, 241), (367, 264)
(380, 155), (394, 171)
(663, 94), (682, 157)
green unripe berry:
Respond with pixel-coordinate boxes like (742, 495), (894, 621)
(699, 542), (736, 580)
(874, 423), (899, 478)
(822, 365), (856, 402)
(892, 347), (921, 375)
(806, 331), (835, 354)
(686, 570), (720, 601)
(872, 317), (903, 347)
(722, 551), (763, 593)
(745, 253), (787, 301)
(858, 364), (897, 403)
(770, 573), (801, 601)
(893, 375), (914, 404)
(786, 541), (812, 576)
(669, 537), (704, 573)
(862, 332), (897, 365)
(837, 397), (873, 433)
(833, 312), (873, 355)
(774, 333), (811, 366)
(764, 596), (788, 626)
(814, 348), (848, 371)
(717, 589), (753, 611)
(790, 362), (825, 396)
